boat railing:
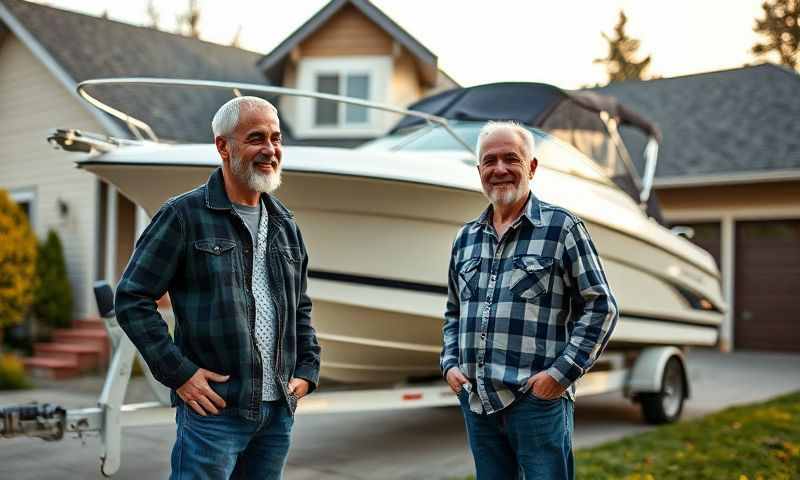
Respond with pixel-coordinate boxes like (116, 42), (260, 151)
(75, 77), (475, 155)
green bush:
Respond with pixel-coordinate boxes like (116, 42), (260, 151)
(0, 353), (31, 390)
(0, 189), (37, 335)
(33, 230), (73, 329)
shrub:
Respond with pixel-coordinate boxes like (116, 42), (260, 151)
(0, 189), (37, 336)
(33, 230), (73, 329)
(0, 353), (31, 390)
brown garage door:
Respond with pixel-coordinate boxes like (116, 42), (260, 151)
(682, 222), (721, 268)
(735, 220), (800, 352)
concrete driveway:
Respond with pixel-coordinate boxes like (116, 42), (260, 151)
(1, 348), (799, 480)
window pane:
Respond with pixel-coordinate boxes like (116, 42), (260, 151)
(345, 74), (370, 124)
(315, 74), (339, 126)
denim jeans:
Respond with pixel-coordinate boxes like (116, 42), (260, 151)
(458, 390), (574, 480)
(170, 400), (293, 480)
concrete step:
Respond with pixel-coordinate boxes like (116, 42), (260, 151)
(52, 329), (110, 357)
(23, 356), (81, 380)
(72, 317), (106, 331)
(34, 342), (106, 372)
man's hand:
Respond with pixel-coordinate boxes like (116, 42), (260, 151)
(176, 368), (229, 416)
(288, 377), (310, 399)
(445, 367), (470, 394)
(527, 371), (566, 400)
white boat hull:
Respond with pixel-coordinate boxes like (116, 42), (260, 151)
(83, 146), (724, 383)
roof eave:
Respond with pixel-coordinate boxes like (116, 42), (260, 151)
(257, 0), (437, 78)
(654, 169), (800, 189)
(0, 1), (129, 139)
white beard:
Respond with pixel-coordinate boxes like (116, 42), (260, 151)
(230, 153), (282, 194)
(483, 180), (527, 206)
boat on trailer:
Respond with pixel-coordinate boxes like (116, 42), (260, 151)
(0, 78), (726, 475)
(54, 78), (724, 384)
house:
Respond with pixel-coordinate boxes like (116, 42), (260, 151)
(0, 0), (454, 325)
(258, 0), (457, 147)
(592, 64), (800, 353)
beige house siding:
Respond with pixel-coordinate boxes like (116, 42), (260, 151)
(659, 182), (800, 221)
(0, 35), (102, 317)
(299, 4), (393, 57)
(391, 48), (423, 108)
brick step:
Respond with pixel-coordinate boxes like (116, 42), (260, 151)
(52, 329), (110, 357)
(72, 317), (106, 331)
(23, 356), (81, 380)
(34, 342), (106, 371)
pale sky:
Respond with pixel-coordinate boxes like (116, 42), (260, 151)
(33, 0), (768, 89)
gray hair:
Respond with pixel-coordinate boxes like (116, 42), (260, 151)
(211, 96), (278, 138)
(475, 121), (536, 162)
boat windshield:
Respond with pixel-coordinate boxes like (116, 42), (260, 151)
(359, 122), (612, 185)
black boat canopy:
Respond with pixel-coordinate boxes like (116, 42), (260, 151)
(392, 82), (664, 223)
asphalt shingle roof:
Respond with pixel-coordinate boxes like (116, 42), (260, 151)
(2, 0), (268, 142)
(591, 64), (800, 180)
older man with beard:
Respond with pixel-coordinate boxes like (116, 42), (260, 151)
(440, 121), (618, 480)
(115, 96), (320, 479)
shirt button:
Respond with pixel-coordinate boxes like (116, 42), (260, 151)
(478, 362), (484, 368)
(481, 333), (486, 339)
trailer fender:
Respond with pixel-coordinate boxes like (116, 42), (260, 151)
(625, 346), (689, 399)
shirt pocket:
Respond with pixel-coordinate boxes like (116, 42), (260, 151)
(457, 257), (481, 302)
(193, 238), (240, 287)
(509, 255), (554, 300)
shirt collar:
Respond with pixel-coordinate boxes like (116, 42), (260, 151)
(476, 192), (544, 228)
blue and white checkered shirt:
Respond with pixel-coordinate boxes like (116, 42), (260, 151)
(441, 193), (618, 414)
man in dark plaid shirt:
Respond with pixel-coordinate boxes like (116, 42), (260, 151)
(441, 121), (618, 480)
(116, 97), (320, 479)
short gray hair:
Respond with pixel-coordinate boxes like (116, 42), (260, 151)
(476, 121), (536, 162)
(211, 96), (278, 138)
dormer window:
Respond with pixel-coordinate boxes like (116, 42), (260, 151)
(295, 56), (392, 138)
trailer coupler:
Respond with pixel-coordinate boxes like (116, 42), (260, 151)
(0, 403), (66, 441)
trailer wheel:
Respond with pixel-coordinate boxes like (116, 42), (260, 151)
(640, 356), (685, 424)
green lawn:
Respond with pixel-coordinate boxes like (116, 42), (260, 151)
(457, 391), (800, 480)
(577, 391), (800, 479)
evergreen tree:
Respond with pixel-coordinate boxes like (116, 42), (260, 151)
(595, 10), (652, 83)
(752, 0), (799, 70)
(33, 230), (73, 329)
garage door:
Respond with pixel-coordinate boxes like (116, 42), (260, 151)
(734, 220), (800, 352)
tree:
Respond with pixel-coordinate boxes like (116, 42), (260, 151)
(0, 190), (37, 349)
(595, 10), (652, 83)
(146, 0), (160, 29)
(752, 0), (800, 70)
(176, 0), (201, 38)
(33, 230), (73, 329)
(230, 25), (243, 48)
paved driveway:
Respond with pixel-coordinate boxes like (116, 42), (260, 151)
(1, 348), (799, 480)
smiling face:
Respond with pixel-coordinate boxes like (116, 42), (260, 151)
(477, 128), (537, 207)
(218, 105), (283, 194)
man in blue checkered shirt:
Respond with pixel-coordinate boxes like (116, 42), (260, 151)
(441, 121), (618, 480)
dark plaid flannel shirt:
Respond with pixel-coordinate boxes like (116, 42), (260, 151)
(441, 193), (618, 414)
(115, 168), (321, 420)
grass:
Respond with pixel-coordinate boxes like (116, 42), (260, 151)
(456, 391), (800, 480)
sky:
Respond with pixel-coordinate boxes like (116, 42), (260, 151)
(31, 0), (768, 89)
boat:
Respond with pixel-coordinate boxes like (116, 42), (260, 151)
(51, 78), (725, 384)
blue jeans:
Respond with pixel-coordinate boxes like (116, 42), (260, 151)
(458, 390), (574, 480)
(170, 400), (293, 480)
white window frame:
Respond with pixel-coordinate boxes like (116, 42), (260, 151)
(295, 56), (392, 139)
(10, 187), (37, 233)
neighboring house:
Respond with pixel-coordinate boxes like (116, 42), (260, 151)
(259, 0), (458, 146)
(592, 64), (800, 353)
(0, 0), (454, 320)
